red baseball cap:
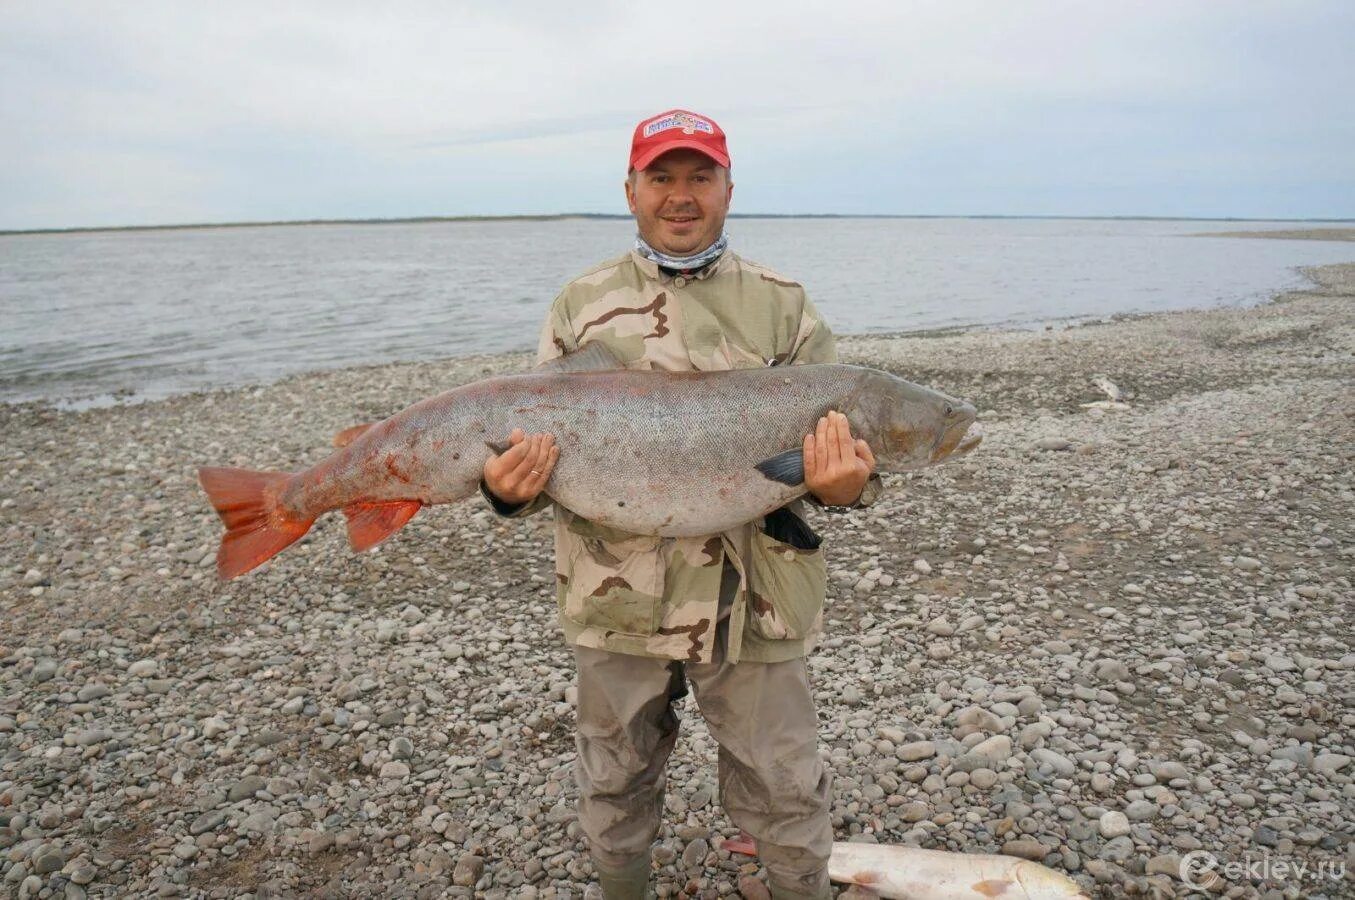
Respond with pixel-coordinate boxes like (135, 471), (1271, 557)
(628, 109), (730, 172)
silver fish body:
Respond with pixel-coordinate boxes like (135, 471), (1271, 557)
(828, 842), (1090, 899)
(287, 364), (974, 535)
(200, 363), (979, 577)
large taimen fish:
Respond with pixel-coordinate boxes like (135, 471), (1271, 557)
(198, 346), (979, 578)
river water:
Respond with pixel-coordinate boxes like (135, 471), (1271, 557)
(1, 217), (1350, 405)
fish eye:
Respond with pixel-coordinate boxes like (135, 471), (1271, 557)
(943, 403), (954, 417)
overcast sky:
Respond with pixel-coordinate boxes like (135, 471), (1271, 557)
(2, 1), (1351, 229)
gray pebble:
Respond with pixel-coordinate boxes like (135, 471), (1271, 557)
(189, 810), (227, 835)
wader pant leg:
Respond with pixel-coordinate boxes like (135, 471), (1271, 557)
(573, 645), (684, 896)
(685, 654), (833, 900)
(574, 563), (831, 899)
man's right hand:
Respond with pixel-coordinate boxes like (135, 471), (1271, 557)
(484, 428), (558, 505)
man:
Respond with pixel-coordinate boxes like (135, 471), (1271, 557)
(481, 109), (881, 900)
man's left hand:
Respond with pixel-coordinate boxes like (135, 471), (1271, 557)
(804, 410), (876, 506)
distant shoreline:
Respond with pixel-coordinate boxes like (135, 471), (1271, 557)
(7, 259), (1351, 411)
(3, 213), (1353, 237)
(1194, 227), (1355, 242)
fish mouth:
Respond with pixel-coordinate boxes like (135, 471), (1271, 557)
(930, 416), (981, 464)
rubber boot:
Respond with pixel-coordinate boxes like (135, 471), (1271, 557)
(767, 876), (832, 900)
(594, 854), (654, 900)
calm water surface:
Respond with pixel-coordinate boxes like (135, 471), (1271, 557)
(1, 218), (1351, 405)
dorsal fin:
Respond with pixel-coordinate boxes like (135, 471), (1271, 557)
(534, 342), (624, 374)
(333, 422), (375, 448)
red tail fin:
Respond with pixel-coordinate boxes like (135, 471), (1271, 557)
(198, 467), (315, 579)
(343, 500), (422, 552)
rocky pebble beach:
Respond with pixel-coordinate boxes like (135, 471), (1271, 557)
(2, 261), (1352, 899)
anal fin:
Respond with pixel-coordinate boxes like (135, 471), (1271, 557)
(343, 500), (422, 551)
(754, 449), (805, 486)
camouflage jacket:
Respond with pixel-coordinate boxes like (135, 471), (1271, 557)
(491, 248), (882, 663)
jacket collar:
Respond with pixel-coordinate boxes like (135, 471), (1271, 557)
(629, 247), (732, 283)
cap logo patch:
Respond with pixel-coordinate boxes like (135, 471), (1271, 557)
(643, 112), (714, 138)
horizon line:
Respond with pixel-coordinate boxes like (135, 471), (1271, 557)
(3, 212), (1353, 237)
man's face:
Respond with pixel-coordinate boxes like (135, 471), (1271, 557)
(625, 148), (733, 257)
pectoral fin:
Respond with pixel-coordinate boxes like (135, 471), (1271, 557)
(755, 449), (805, 486)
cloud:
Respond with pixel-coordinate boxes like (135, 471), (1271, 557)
(2, 0), (1351, 227)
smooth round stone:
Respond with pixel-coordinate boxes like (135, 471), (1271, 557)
(189, 810), (227, 835)
(127, 659), (158, 677)
(900, 803), (930, 823)
(1099, 835), (1134, 862)
(1002, 840), (1050, 861)
(897, 741), (937, 762)
(970, 769), (999, 789)
(379, 761), (410, 779)
(1124, 800), (1157, 822)
(32, 845), (65, 874)
(1098, 811), (1131, 838)
(681, 837), (709, 867)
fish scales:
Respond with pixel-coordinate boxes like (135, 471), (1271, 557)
(199, 362), (979, 578)
(827, 841), (1090, 898)
(537, 365), (864, 533)
(289, 364), (865, 536)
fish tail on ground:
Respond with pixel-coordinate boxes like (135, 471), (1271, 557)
(721, 831), (758, 857)
(343, 500), (423, 551)
(198, 467), (315, 579)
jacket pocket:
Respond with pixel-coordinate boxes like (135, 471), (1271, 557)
(558, 515), (664, 637)
(745, 521), (827, 642)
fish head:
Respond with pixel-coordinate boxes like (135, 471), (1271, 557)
(855, 370), (981, 472)
(929, 398), (982, 465)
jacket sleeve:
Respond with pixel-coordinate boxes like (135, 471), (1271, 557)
(535, 294), (579, 363)
(784, 294), (839, 366)
(480, 294), (576, 519)
(787, 295), (884, 510)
